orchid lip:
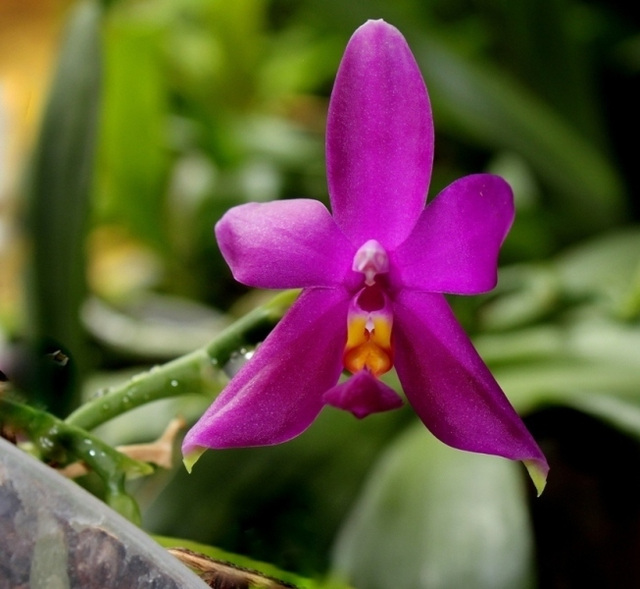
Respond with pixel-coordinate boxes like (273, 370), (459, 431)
(343, 285), (394, 377)
(323, 370), (403, 418)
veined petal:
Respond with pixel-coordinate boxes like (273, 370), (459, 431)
(182, 288), (349, 455)
(326, 20), (433, 248)
(215, 199), (353, 288)
(391, 174), (514, 294)
(393, 291), (548, 492)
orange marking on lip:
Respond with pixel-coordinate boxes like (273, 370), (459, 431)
(343, 315), (393, 376)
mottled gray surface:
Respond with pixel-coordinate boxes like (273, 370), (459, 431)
(0, 437), (208, 589)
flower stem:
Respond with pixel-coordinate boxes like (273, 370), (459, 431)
(0, 396), (151, 521)
(64, 290), (299, 432)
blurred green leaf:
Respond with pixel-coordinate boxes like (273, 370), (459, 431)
(481, 228), (640, 330)
(477, 315), (640, 418)
(555, 228), (640, 319)
(25, 0), (104, 413)
(162, 0), (266, 111)
(97, 11), (169, 250)
(478, 0), (605, 142)
(561, 394), (640, 444)
(82, 293), (228, 360)
(260, 29), (342, 98)
(331, 424), (535, 589)
(480, 264), (560, 330)
(416, 37), (627, 238)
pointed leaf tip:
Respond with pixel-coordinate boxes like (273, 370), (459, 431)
(524, 459), (549, 496)
(182, 446), (205, 473)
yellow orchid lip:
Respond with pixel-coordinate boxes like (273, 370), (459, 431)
(343, 282), (393, 377)
(344, 336), (393, 376)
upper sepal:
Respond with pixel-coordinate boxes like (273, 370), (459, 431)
(326, 20), (434, 249)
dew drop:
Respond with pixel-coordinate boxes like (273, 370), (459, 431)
(39, 437), (54, 450)
(223, 346), (256, 378)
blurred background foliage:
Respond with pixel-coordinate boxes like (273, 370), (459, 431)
(1, 0), (639, 586)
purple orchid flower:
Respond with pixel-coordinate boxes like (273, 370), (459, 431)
(183, 19), (548, 493)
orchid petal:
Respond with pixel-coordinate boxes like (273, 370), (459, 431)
(391, 174), (515, 294)
(182, 288), (349, 455)
(215, 199), (353, 288)
(326, 20), (434, 248)
(393, 291), (548, 493)
(323, 370), (403, 419)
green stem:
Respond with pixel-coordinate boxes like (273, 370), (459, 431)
(0, 396), (151, 521)
(65, 290), (299, 431)
(0, 397), (150, 476)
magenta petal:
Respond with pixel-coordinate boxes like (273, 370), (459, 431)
(326, 20), (434, 248)
(323, 370), (403, 418)
(391, 174), (515, 294)
(182, 288), (349, 454)
(215, 199), (353, 288)
(393, 290), (548, 480)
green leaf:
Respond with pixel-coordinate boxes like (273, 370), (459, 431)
(24, 0), (103, 413)
(561, 394), (640, 444)
(555, 229), (640, 319)
(97, 10), (169, 250)
(482, 0), (604, 141)
(477, 315), (640, 417)
(155, 536), (351, 588)
(331, 424), (535, 589)
(416, 38), (626, 237)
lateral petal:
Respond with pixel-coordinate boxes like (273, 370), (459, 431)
(391, 174), (514, 294)
(182, 288), (349, 455)
(215, 199), (353, 288)
(326, 20), (433, 248)
(393, 291), (548, 493)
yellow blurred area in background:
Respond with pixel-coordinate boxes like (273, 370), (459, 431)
(0, 0), (72, 329)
